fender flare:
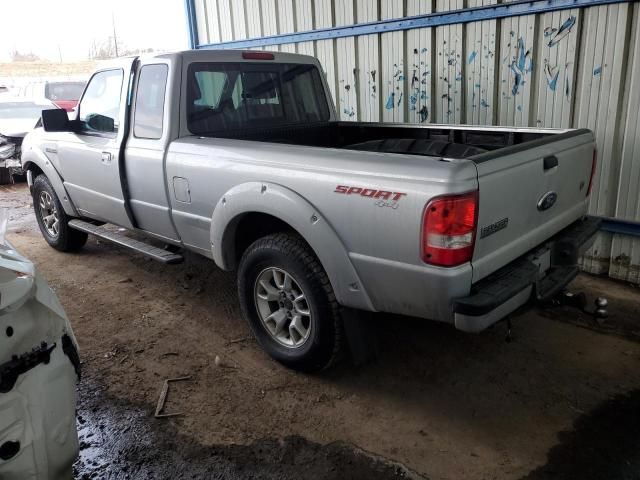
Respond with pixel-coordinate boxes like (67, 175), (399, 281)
(22, 147), (78, 217)
(210, 182), (375, 311)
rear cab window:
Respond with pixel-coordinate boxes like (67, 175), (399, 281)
(186, 62), (330, 135)
(133, 64), (168, 139)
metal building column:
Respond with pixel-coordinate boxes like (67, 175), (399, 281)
(184, 0), (199, 50)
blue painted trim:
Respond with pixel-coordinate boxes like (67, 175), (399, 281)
(194, 0), (631, 50)
(184, 0), (199, 50)
(600, 217), (640, 238)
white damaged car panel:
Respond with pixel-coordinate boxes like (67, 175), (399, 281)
(0, 240), (79, 479)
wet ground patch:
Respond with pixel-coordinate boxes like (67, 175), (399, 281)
(522, 389), (640, 480)
(74, 379), (424, 480)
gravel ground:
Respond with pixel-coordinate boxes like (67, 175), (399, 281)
(4, 182), (640, 479)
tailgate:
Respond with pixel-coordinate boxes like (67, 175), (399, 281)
(471, 129), (595, 282)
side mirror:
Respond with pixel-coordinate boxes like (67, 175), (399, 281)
(86, 114), (115, 133)
(42, 108), (71, 132)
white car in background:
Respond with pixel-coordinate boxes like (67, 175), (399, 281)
(0, 215), (80, 479)
(0, 98), (57, 184)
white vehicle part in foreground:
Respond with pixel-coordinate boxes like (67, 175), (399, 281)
(0, 240), (79, 480)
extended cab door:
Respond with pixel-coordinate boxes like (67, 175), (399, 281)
(56, 59), (136, 228)
(123, 57), (180, 241)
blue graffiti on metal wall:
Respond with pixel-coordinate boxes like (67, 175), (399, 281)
(547, 15), (577, 47)
(509, 36), (533, 96)
(407, 48), (430, 122)
(542, 16), (577, 103)
(544, 62), (560, 91)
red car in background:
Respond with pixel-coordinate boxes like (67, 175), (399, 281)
(18, 80), (86, 112)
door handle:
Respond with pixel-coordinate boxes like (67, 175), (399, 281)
(543, 155), (558, 170)
(101, 152), (112, 165)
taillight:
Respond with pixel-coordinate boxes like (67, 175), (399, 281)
(587, 149), (597, 196)
(242, 51), (275, 60)
(421, 191), (478, 267)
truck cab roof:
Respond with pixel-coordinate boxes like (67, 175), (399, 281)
(96, 49), (320, 72)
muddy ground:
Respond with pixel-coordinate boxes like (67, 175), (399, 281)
(3, 182), (640, 479)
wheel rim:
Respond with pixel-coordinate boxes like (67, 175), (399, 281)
(37, 191), (59, 238)
(254, 267), (312, 348)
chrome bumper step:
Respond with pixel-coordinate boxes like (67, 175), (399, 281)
(68, 220), (183, 264)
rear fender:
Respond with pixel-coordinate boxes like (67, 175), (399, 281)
(210, 182), (374, 311)
(21, 146), (78, 217)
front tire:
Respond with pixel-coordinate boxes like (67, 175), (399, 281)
(32, 175), (88, 252)
(237, 233), (343, 372)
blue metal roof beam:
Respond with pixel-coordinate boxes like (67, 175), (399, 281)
(194, 0), (633, 50)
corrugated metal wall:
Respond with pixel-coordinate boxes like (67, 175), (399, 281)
(191, 0), (640, 283)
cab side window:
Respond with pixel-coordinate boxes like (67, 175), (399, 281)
(133, 64), (168, 139)
(79, 69), (123, 134)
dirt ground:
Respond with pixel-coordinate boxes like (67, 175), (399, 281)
(3, 182), (640, 479)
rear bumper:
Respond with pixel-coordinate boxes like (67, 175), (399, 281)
(453, 215), (601, 332)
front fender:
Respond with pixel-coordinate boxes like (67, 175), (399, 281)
(21, 144), (78, 217)
(210, 182), (375, 311)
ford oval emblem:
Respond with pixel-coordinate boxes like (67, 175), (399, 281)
(537, 191), (558, 211)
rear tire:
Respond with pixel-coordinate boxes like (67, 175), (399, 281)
(237, 233), (343, 372)
(32, 175), (88, 252)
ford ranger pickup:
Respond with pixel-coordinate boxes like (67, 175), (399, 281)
(21, 50), (600, 371)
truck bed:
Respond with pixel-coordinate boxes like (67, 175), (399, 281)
(190, 120), (595, 285)
(202, 121), (555, 160)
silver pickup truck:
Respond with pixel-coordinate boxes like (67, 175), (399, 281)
(21, 50), (600, 371)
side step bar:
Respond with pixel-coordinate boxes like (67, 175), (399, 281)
(68, 220), (183, 264)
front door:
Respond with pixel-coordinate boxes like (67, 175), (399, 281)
(56, 60), (135, 228)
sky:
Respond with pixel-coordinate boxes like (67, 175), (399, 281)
(0, 0), (189, 62)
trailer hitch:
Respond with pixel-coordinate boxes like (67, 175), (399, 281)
(551, 291), (609, 324)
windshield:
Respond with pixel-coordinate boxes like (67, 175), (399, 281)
(187, 62), (330, 135)
(45, 81), (86, 101)
(0, 102), (48, 120)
